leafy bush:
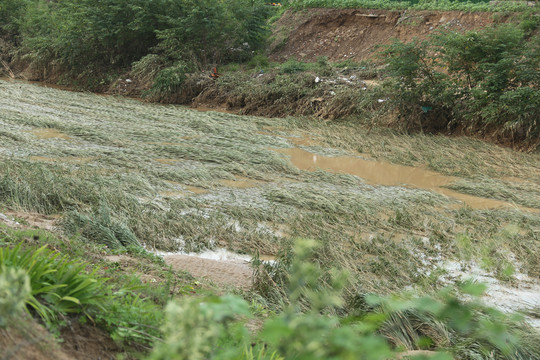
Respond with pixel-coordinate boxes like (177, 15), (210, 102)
(6, 0), (275, 89)
(383, 25), (539, 147)
(20, 0), (169, 74)
(145, 62), (191, 101)
(0, 0), (27, 39)
(97, 291), (164, 347)
(131, 54), (166, 88)
(154, 0), (272, 68)
(279, 59), (308, 74)
(246, 54), (270, 69)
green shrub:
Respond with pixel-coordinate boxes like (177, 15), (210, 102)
(280, 59), (307, 74)
(246, 54), (270, 69)
(154, 0), (272, 67)
(383, 25), (539, 147)
(97, 291), (164, 346)
(145, 62), (191, 101)
(130, 54), (166, 88)
(0, 0), (27, 39)
(20, 0), (169, 74)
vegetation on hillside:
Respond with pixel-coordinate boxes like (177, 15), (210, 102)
(1, 0), (274, 88)
(291, 0), (534, 12)
(1, 0), (540, 358)
(383, 23), (539, 147)
(140, 20), (539, 149)
(0, 226), (174, 356)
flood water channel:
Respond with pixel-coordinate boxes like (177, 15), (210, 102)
(276, 147), (537, 211)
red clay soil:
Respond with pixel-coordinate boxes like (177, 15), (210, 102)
(270, 8), (507, 62)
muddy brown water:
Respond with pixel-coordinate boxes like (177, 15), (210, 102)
(185, 185), (208, 194)
(276, 147), (537, 211)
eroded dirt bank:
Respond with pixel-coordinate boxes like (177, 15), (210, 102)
(270, 8), (508, 62)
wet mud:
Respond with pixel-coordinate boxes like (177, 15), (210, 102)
(276, 147), (539, 211)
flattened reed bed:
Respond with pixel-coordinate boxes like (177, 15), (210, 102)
(1, 79), (539, 296)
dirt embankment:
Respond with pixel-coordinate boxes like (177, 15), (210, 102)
(270, 8), (506, 63)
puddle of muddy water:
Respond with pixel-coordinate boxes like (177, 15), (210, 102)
(258, 254), (277, 261)
(30, 128), (72, 140)
(163, 181), (208, 195)
(159, 191), (188, 198)
(276, 147), (536, 211)
(286, 135), (320, 147)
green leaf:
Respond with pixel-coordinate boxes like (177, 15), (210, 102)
(460, 281), (488, 297)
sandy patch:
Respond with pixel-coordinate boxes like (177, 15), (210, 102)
(163, 254), (252, 289)
(0, 211), (58, 231)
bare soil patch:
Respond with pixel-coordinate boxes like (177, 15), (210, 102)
(270, 9), (505, 62)
(0, 319), (71, 360)
(0, 318), (124, 360)
(60, 321), (127, 360)
(164, 254), (252, 290)
(0, 211), (58, 231)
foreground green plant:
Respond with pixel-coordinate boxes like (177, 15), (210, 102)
(0, 243), (107, 326)
(0, 226), (170, 349)
(148, 239), (538, 359)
